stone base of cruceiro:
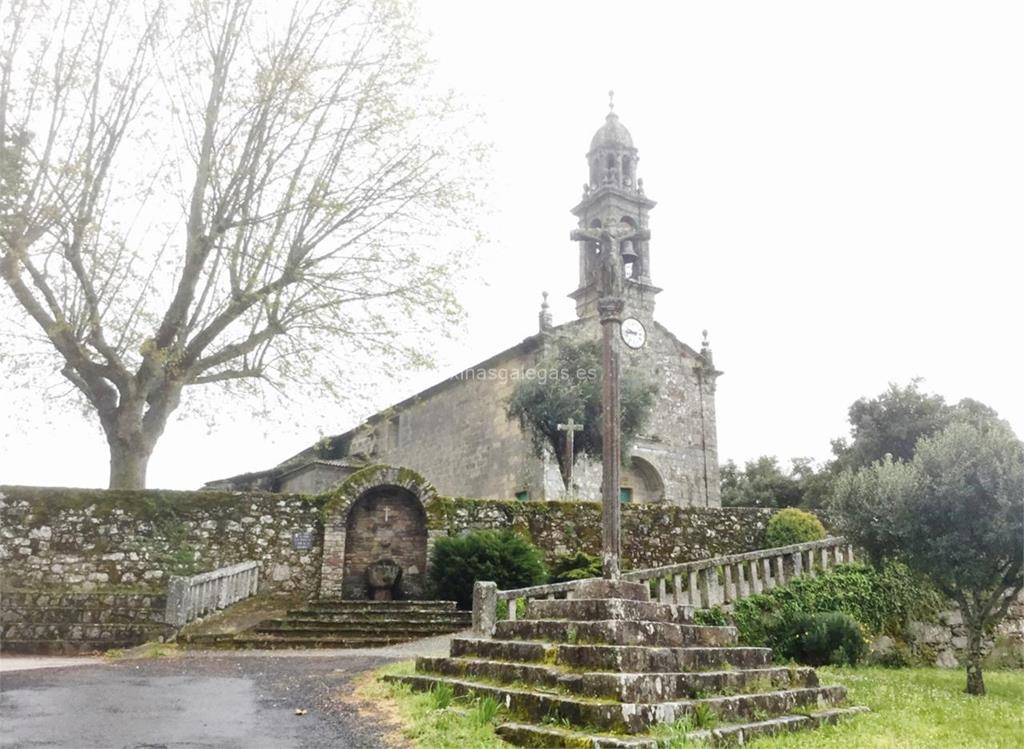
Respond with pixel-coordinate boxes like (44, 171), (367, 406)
(386, 582), (867, 747)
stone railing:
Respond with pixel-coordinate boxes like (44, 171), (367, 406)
(164, 560), (259, 627)
(472, 537), (853, 637)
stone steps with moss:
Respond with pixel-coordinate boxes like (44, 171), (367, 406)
(194, 633), (440, 649)
(388, 672), (849, 734)
(524, 598), (694, 624)
(450, 637), (774, 672)
(252, 621), (469, 637)
(182, 598), (469, 649)
(385, 578), (866, 746)
(417, 655), (819, 701)
(494, 706), (871, 748)
(495, 618), (737, 648)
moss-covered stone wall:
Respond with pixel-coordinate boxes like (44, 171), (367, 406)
(1, 487), (774, 600)
(0, 486), (324, 594)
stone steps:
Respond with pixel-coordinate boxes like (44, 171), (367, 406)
(252, 621), (468, 637)
(281, 611), (472, 625)
(302, 600), (459, 612)
(524, 598), (694, 624)
(388, 672), (849, 735)
(388, 578), (866, 745)
(449, 637), (773, 672)
(494, 618), (737, 647)
(495, 707), (871, 748)
(182, 599), (469, 650)
(417, 656), (818, 702)
(198, 634), (431, 649)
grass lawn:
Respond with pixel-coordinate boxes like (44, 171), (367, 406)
(361, 664), (1024, 748)
(747, 667), (1024, 749)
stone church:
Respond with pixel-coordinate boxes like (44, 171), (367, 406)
(206, 105), (723, 507)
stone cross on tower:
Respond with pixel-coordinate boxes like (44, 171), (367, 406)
(557, 418), (584, 489)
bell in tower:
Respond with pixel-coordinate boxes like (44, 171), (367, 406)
(569, 93), (662, 320)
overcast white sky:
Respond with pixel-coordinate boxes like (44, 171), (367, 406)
(1, 1), (1022, 490)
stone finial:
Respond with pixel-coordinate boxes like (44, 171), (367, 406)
(700, 329), (714, 364)
(538, 291), (553, 332)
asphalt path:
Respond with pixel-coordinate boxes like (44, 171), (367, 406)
(0, 651), (401, 749)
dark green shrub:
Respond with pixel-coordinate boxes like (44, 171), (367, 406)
(429, 530), (546, 609)
(765, 508), (826, 547)
(763, 610), (864, 666)
(548, 551), (602, 583)
(790, 611), (866, 666)
(733, 562), (940, 644)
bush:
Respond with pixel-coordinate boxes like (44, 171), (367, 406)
(693, 607), (729, 627)
(548, 551), (602, 583)
(732, 562), (942, 666)
(765, 508), (826, 547)
(773, 610), (866, 666)
(429, 530), (547, 609)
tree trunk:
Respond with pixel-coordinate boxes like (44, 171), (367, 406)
(108, 439), (152, 490)
(964, 624), (986, 696)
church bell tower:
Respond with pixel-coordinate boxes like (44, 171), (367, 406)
(569, 93), (661, 320)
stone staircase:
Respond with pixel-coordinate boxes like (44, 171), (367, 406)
(386, 579), (866, 747)
(182, 599), (471, 649)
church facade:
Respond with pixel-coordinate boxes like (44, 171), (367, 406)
(205, 105), (723, 507)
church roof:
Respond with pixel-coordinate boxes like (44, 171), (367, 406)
(590, 111), (634, 152)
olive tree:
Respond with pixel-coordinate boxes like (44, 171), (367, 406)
(0, 0), (477, 487)
(506, 338), (656, 489)
(832, 420), (1024, 695)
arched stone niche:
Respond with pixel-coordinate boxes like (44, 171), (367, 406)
(320, 465), (436, 599)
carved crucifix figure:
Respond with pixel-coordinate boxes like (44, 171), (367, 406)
(557, 418), (584, 491)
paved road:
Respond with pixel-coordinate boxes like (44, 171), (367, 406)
(0, 651), (400, 749)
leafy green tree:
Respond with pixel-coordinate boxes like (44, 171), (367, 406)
(506, 338), (656, 489)
(831, 380), (1001, 471)
(720, 456), (812, 508)
(0, 0), (477, 488)
(831, 420), (1024, 695)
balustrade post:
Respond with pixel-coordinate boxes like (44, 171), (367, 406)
(508, 597), (518, 622)
(791, 551), (803, 578)
(820, 547), (829, 571)
(688, 570), (699, 606)
(658, 577), (668, 604)
(847, 545), (855, 563)
(699, 568), (713, 608)
(749, 560), (762, 595)
(723, 564), (735, 604)
(736, 564), (748, 598)
(673, 574), (684, 605)
(762, 557), (773, 590)
(775, 555), (786, 586)
(472, 581), (497, 638)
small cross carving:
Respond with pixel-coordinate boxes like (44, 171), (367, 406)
(383, 506), (390, 523)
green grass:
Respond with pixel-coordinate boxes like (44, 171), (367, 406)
(353, 661), (508, 749)
(363, 663), (1024, 748)
(747, 667), (1024, 749)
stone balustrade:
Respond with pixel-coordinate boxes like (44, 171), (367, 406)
(164, 560), (260, 627)
(473, 537), (853, 636)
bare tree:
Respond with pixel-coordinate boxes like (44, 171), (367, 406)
(0, 0), (478, 488)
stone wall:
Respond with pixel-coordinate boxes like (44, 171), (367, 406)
(0, 486), (323, 594)
(904, 593), (1024, 669)
(0, 590), (174, 654)
(426, 498), (773, 569)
